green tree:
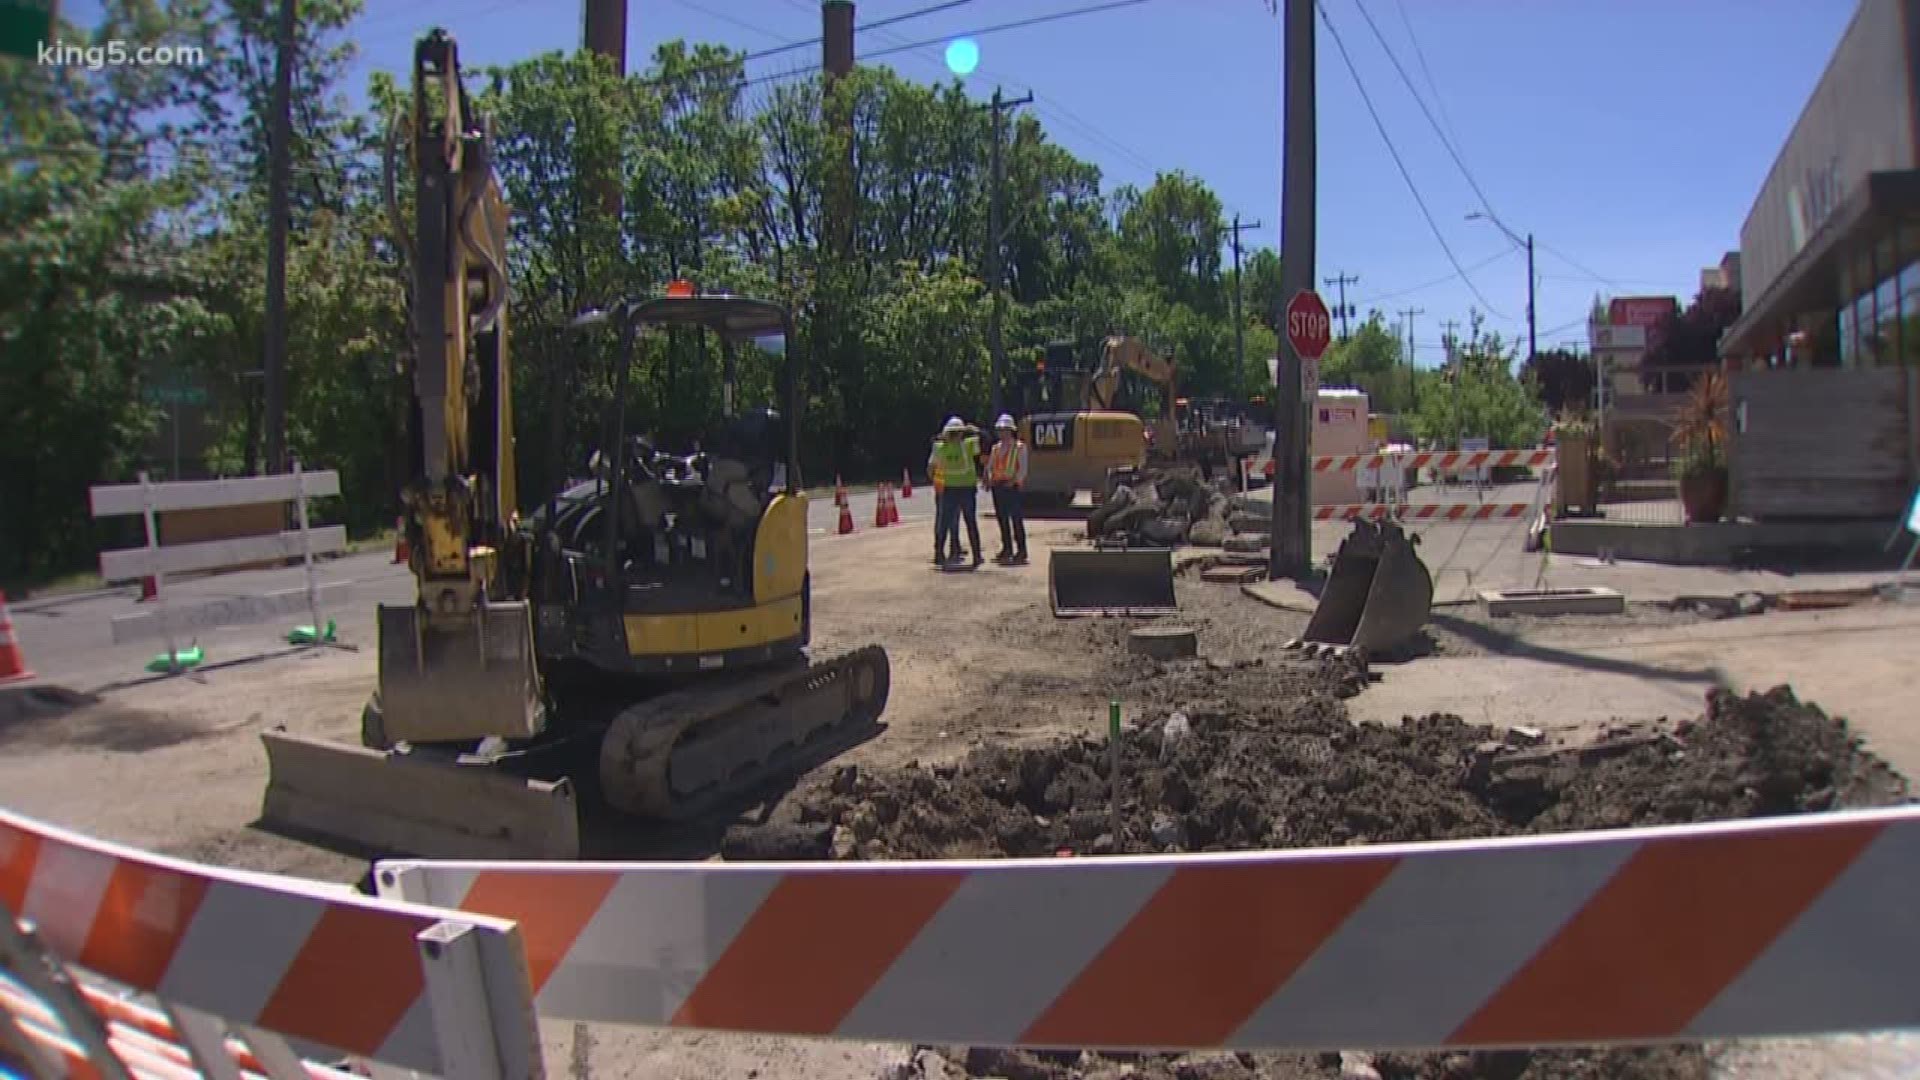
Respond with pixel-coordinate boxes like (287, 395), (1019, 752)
(1317, 311), (1411, 414)
(1414, 333), (1544, 449)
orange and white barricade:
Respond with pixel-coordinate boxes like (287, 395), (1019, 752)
(0, 808), (541, 1079)
(375, 804), (1920, 1053)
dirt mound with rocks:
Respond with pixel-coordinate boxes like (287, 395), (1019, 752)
(741, 650), (1910, 1079)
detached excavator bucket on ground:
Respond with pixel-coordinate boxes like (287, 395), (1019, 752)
(1049, 547), (1178, 616)
(1287, 520), (1433, 657)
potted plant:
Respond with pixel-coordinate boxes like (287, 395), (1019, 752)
(1550, 411), (1599, 513)
(1670, 371), (1730, 523)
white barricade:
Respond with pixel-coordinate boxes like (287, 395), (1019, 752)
(88, 464), (347, 669)
(0, 807), (541, 1079)
(374, 805), (1920, 1053)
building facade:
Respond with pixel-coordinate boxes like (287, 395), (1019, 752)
(1721, 0), (1920, 369)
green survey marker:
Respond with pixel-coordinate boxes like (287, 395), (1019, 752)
(146, 646), (204, 673)
(287, 620), (337, 645)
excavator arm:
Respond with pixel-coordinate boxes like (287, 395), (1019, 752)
(376, 29), (542, 746)
(1093, 335), (1180, 454)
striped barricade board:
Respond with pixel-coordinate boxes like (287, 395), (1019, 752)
(375, 805), (1920, 1053)
(0, 808), (542, 1078)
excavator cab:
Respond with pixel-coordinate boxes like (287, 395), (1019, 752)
(534, 284), (809, 682)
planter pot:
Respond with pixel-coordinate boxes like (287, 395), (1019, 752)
(1678, 466), (1728, 524)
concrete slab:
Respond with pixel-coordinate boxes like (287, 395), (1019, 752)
(1478, 587), (1625, 617)
(1346, 602), (1920, 780)
(1347, 655), (1716, 736)
(1551, 516), (1899, 565)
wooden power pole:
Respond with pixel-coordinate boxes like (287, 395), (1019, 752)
(1270, 0), (1315, 580)
(262, 0), (294, 475)
(982, 86), (1031, 420)
(1228, 214), (1262, 399)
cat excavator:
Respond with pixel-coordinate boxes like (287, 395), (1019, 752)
(257, 28), (889, 860)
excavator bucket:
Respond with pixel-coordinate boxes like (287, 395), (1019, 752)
(257, 600), (575, 860)
(1288, 520), (1432, 656)
(371, 601), (544, 744)
(1049, 547), (1178, 616)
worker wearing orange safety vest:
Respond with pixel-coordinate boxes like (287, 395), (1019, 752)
(986, 413), (1029, 563)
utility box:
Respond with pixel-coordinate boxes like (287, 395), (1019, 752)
(1311, 388), (1369, 505)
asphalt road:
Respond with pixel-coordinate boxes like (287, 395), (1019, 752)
(11, 490), (952, 693)
(805, 483), (938, 536)
(10, 551), (411, 692)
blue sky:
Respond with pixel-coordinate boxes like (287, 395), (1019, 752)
(72, 0), (1863, 365)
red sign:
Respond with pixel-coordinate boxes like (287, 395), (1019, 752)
(1286, 290), (1332, 361)
(1608, 296), (1677, 329)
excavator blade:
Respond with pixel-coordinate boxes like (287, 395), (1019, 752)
(376, 601), (544, 745)
(1049, 548), (1178, 616)
(1292, 520), (1432, 656)
(258, 731), (582, 860)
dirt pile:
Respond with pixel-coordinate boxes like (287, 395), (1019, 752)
(744, 659), (1909, 1079)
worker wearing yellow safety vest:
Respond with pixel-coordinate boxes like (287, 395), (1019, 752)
(986, 413), (1029, 564)
(928, 417), (983, 568)
(928, 436), (961, 563)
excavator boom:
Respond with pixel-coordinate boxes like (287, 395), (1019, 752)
(260, 29), (891, 862)
(261, 29), (561, 857)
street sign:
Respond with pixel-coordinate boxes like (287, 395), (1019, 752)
(1286, 290), (1332, 361)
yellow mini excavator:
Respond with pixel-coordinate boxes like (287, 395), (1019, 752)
(258, 29), (888, 860)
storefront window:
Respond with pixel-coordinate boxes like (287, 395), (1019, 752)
(1872, 274), (1900, 365)
(1902, 260), (1920, 365)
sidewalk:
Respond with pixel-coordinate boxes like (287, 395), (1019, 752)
(1245, 556), (1905, 610)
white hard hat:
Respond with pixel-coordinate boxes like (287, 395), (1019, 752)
(995, 413), (1016, 429)
(942, 417), (967, 434)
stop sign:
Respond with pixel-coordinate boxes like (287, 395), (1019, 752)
(1285, 290), (1332, 361)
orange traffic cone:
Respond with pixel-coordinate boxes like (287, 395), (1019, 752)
(874, 483), (892, 528)
(888, 484), (901, 524)
(392, 516), (410, 565)
(900, 468), (913, 499)
(835, 476), (848, 508)
(838, 502), (855, 535)
(0, 590), (34, 684)
(138, 576), (158, 602)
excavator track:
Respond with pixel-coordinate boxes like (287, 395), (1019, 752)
(597, 644), (890, 820)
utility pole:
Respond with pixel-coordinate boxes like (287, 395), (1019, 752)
(262, 0), (294, 476)
(583, 0), (628, 219)
(1398, 306), (1422, 412)
(1441, 318), (1461, 451)
(1228, 214), (1262, 399)
(981, 86), (1032, 420)
(1270, 0), (1313, 581)
(1525, 232), (1537, 366)
(1325, 272), (1359, 340)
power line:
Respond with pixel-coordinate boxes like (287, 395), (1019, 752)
(1537, 240), (1622, 287)
(1351, 248), (1515, 307)
(743, 1), (1167, 92)
(784, 0), (1165, 187)
(1315, 0), (1504, 317)
(1351, 0), (1497, 225)
(1391, 0), (1458, 149)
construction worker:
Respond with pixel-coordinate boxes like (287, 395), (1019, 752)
(986, 413), (1029, 563)
(928, 436), (962, 563)
(929, 417), (983, 567)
